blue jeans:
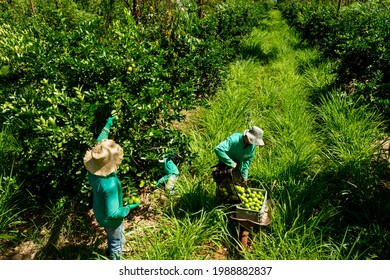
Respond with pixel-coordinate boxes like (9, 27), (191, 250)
(105, 222), (125, 260)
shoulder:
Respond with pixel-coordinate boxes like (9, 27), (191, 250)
(228, 132), (243, 141)
(89, 173), (119, 189)
(104, 173), (119, 184)
(89, 172), (117, 180)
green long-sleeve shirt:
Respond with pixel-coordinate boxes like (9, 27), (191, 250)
(88, 124), (132, 228)
(214, 132), (256, 180)
(89, 172), (130, 228)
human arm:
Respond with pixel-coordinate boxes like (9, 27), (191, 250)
(156, 174), (170, 187)
(239, 154), (254, 180)
(126, 202), (140, 210)
(104, 178), (137, 219)
(164, 158), (180, 176)
(96, 116), (117, 142)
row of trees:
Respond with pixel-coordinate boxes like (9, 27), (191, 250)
(278, 0), (390, 125)
(20, 0), (206, 20)
(0, 1), (272, 205)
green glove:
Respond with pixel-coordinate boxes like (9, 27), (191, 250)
(127, 202), (140, 211)
(156, 175), (170, 187)
(104, 116), (117, 130)
(97, 116), (118, 142)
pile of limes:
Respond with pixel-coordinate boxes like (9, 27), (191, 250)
(123, 195), (141, 205)
(235, 185), (265, 211)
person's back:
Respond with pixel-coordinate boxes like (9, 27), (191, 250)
(213, 126), (265, 188)
(214, 132), (255, 167)
(89, 172), (127, 228)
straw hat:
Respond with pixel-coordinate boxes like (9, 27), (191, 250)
(83, 139), (123, 176)
(244, 126), (265, 146)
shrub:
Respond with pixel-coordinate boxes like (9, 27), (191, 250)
(279, 0), (390, 127)
(0, 1), (270, 203)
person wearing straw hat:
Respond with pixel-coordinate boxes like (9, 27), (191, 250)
(83, 116), (140, 260)
(213, 126), (265, 187)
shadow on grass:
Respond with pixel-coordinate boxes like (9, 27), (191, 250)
(36, 243), (106, 260)
(29, 202), (106, 260)
(172, 180), (219, 217)
(43, 206), (107, 260)
(239, 43), (278, 64)
(290, 154), (390, 259)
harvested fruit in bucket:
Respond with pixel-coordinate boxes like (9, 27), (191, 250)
(235, 186), (265, 211)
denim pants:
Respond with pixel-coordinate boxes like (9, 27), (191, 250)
(105, 222), (125, 260)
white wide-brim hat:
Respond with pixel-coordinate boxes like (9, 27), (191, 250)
(83, 139), (123, 176)
(244, 126), (265, 146)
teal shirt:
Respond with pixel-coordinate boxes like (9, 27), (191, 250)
(163, 157), (180, 176)
(214, 132), (256, 180)
(89, 172), (131, 228)
(87, 123), (131, 228)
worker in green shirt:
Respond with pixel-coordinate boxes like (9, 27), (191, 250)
(83, 116), (140, 260)
(213, 126), (265, 194)
(156, 150), (180, 195)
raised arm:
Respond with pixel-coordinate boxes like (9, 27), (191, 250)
(97, 116), (117, 142)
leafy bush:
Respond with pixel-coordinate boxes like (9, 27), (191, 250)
(0, 0), (270, 203)
(279, 0), (390, 125)
(0, 128), (21, 173)
(0, 13), (187, 199)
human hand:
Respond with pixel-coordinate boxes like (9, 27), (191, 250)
(156, 177), (166, 187)
(106, 116), (117, 128)
(233, 162), (238, 169)
(127, 202), (140, 211)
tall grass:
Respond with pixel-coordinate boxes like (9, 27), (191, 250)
(116, 171), (236, 260)
(0, 127), (21, 173)
(317, 93), (386, 185)
(186, 10), (325, 190)
(0, 128), (25, 246)
(181, 9), (332, 259)
(0, 173), (25, 244)
(179, 9), (388, 259)
(124, 206), (232, 260)
(241, 207), (364, 260)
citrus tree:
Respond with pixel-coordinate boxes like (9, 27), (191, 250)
(0, 0), (271, 204)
